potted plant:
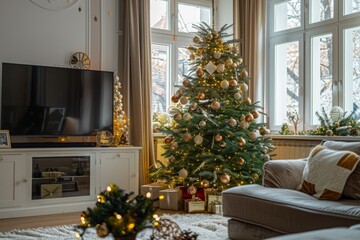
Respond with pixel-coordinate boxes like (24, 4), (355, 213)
(77, 184), (158, 239)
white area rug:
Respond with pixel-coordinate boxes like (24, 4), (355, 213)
(0, 214), (229, 240)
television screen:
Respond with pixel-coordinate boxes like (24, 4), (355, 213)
(1, 63), (113, 136)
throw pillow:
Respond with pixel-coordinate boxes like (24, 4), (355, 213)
(298, 145), (360, 200)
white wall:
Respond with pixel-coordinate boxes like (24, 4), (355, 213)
(0, 0), (117, 74)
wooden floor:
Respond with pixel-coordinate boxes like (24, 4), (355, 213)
(0, 209), (182, 232)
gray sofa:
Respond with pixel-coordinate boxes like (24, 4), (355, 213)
(222, 141), (360, 240)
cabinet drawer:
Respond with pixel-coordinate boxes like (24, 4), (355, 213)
(0, 154), (23, 161)
(100, 152), (134, 159)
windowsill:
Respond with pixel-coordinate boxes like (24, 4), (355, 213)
(270, 134), (360, 141)
(153, 132), (360, 141)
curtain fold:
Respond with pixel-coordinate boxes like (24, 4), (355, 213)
(233, 0), (267, 113)
(118, 0), (155, 187)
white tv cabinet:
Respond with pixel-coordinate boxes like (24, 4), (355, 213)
(0, 146), (140, 219)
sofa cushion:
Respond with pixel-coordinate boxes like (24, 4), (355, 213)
(222, 185), (360, 234)
(298, 145), (359, 200)
(321, 141), (360, 200)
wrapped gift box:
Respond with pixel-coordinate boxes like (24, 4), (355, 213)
(184, 199), (205, 213)
(207, 194), (222, 209)
(141, 183), (167, 207)
(180, 186), (205, 200)
(159, 189), (182, 210)
(208, 200), (223, 214)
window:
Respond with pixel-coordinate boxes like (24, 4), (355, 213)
(268, 0), (360, 131)
(150, 0), (212, 115)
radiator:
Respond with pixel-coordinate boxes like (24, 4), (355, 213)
(271, 139), (320, 160)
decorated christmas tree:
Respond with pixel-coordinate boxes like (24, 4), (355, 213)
(150, 23), (274, 190)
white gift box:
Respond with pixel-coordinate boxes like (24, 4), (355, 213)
(184, 199), (205, 213)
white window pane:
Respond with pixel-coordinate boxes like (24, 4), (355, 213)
(344, 26), (360, 115)
(309, 0), (334, 24)
(344, 0), (360, 15)
(178, 3), (211, 33)
(274, 41), (300, 125)
(177, 47), (191, 85)
(152, 44), (170, 113)
(311, 34), (333, 125)
(274, 0), (301, 32)
(151, 0), (170, 30)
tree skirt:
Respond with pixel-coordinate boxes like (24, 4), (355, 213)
(0, 214), (229, 240)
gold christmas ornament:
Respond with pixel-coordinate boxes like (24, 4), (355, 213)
(245, 113), (254, 123)
(249, 131), (258, 141)
(169, 142), (178, 151)
(252, 173), (259, 181)
(216, 64), (225, 73)
(220, 141), (227, 148)
(207, 34), (213, 40)
(197, 92), (206, 100)
(234, 92), (242, 100)
(194, 134), (204, 145)
(183, 112), (191, 121)
(175, 89), (183, 97)
(240, 70), (249, 78)
(174, 112), (183, 121)
(238, 158), (245, 165)
(251, 110), (259, 119)
(164, 136), (173, 144)
(229, 79), (238, 87)
(227, 118), (237, 127)
(179, 168), (188, 178)
(189, 53), (196, 61)
(182, 78), (191, 88)
(187, 185), (197, 195)
(211, 101), (221, 111)
(189, 102), (197, 111)
(239, 82), (248, 92)
(179, 96), (188, 105)
(263, 154), (271, 161)
(237, 137), (246, 147)
(96, 222), (109, 237)
(193, 36), (200, 43)
(187, 45), (195, 51)
(195, 48), (203, 56)
(183, 132), (192, 142)
(259, 127), (267, 135)
(201, 179), (210, 188)
(245, 97), (252, 105)
(239, 121), (249, 130)
(239, 115), (245, 122)
(238, 58), (243, 65)
(199, 120), (206, 128)
(213, 52), (221, 59)
(171, 95), (179, 103)
(220, 174), (230, 184)
(214, 134), (223, 142)
(220, 80), (230, 89)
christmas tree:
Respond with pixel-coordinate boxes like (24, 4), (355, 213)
(150, 23), (274, 190)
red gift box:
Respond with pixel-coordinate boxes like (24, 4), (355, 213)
(180, 186), (205, 200)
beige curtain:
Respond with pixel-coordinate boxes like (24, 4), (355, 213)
(233, 0), (267, 110)
(118, 0), (155, 187)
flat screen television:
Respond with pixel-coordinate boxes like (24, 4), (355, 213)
(1, 63), (114, 138)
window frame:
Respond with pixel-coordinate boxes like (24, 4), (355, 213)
(268, 32), (305, 131)
(150, 0), (212, 115)
(267, 0), (360, 132)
